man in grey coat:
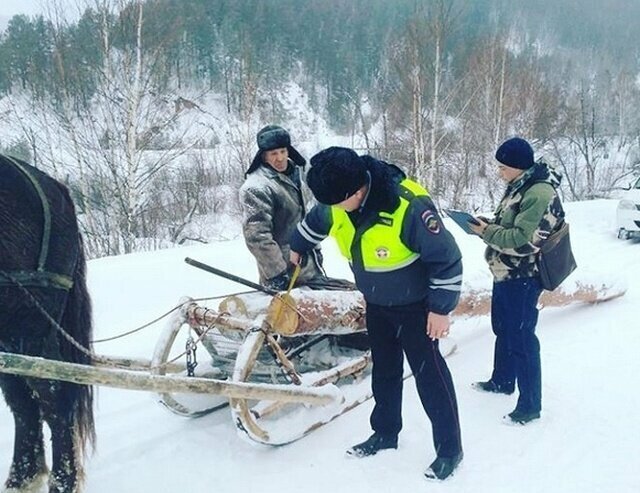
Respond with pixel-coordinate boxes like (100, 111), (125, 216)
(240, 125), (352, 291)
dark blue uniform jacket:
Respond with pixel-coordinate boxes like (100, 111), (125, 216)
(290, 156), (462, 314)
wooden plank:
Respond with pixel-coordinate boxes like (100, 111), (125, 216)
(0, 352), (337, 405)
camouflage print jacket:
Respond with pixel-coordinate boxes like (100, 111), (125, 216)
(482, 161), (565, 283)
(239, 161), (324, 285)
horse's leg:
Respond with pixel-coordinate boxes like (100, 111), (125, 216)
(27, 376), (83, 493)
(0, 374), (48, 491)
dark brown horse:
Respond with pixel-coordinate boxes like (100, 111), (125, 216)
(0, 154), (95, 493)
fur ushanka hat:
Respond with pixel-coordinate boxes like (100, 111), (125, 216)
(306, 147), (368, 205)
(246, 125), (306, 176)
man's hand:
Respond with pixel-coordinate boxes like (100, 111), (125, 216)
(289, 250), (302, 266)
(426, 312), (451, 340)
(468, 217), (489, 236)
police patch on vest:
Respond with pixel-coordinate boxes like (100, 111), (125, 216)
(421, 210), (441, 234)
(375, 247), (390, 259)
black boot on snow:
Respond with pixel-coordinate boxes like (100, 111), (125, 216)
(424, 453), (463, 481)
(502, 409), (541, 425)
(471, 380), (514, 395)
(346, 433), (398, 458)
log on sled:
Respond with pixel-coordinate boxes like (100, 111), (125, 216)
(151, 276), (624, 445)
(454, 276), (626, 318)
(196, 276), (625, 337)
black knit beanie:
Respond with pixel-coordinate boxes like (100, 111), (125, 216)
(495, 137), (535, 170)
(307, 147), (368, 205)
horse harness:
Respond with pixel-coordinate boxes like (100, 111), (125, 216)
(0, 155), (74, 291)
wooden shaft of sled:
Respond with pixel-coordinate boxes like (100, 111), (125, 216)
(94, 354), (184, 373)
(0, 352), (336, 405)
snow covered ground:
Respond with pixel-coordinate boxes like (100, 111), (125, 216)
(1, 199), (639, 493)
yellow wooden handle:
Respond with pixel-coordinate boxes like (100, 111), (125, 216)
(265, 264), (301, 334)
(286, 264), (301, 294)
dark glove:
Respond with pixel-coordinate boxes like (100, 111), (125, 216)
(265, 271), (290, 291)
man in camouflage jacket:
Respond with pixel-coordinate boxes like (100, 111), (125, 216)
(469, 137), (566, 426)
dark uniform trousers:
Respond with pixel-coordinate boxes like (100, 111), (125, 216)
(366, 301), (462, 458)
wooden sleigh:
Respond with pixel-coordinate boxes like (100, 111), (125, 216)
(152, 289), (376, 445)
(0, 259), (627, 447)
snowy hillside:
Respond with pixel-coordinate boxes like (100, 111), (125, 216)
(1, 199), (639, 493)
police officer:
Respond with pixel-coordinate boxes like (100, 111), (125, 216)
(289, 147), (463, 481)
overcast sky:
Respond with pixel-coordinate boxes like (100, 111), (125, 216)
(0, 0), (44, 18)
(0, 0), (81, 20)
(0, 0), (81, 27)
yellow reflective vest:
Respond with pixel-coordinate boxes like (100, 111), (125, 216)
(329, 178), (429, 272)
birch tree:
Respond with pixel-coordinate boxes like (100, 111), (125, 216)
(425, 0), (461, 194)
(47, 0), (207, 255)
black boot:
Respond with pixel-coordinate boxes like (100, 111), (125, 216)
(424, 452), (463, 481)
(346, 433), (398, 458)
(471, 380), (514, 395)
(503, 409), (541, 425)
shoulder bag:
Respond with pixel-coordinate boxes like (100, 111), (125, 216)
(537, 221), (577, 290)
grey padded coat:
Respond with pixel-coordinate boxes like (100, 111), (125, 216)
(239, 161), (324, 285)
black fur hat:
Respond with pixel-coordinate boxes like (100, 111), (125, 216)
(246, 125), (306, 176)
(307, 147), (368, 205)
(257, 125), (290, 151)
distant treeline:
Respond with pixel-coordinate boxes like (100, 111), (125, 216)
(1, 0), (638, 128)
(0, 0), (639, 257)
